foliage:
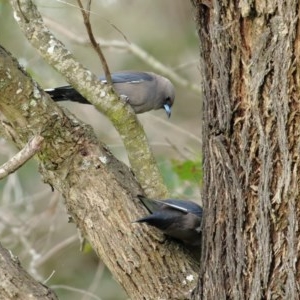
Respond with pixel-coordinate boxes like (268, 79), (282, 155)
(159, 157), (202, 200)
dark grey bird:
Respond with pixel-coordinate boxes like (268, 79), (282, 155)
(135, 195), (203, 246)
(45, 71), (175, 118)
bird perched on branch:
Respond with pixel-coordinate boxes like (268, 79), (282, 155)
(45, 71), (175, 118)
(134, 195), (202, 246)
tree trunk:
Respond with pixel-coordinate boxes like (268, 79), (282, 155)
(192, 1), (300, 298)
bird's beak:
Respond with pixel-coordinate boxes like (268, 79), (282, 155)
(164, 104), (171, 118)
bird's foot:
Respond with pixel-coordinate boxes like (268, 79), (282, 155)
(119, 94), (130, 103)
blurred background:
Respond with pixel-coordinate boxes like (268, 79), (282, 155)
(0, 0), (202, 299)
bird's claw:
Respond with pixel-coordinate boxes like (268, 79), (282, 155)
(120, 94), (130, 103)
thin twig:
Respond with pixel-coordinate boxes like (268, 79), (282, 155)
(81, 262), (105, 300)
(35, 234), (79, 268)
(0, 135), (44, 180)
(150, 114), (201, 144)
(50, 284), (102, 300)
(76, 0), (112, 85)
(54, 0), (130, 43)
(43, 17), (201, 95)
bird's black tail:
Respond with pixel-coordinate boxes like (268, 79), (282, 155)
(45, 86), (89, 104)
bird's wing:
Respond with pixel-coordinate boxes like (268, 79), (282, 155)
(137, 196), (203, 218)
(161, 199), (203, 217)
(100, 72), (153, 84)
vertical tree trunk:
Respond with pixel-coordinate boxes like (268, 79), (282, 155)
(192, 1), (300, 298)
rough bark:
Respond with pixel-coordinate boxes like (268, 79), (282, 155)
(0, 243), (58, 300)
(192, 0), (300, 299)
(0, 46), (199, 299)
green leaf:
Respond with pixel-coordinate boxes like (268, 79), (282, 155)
(171, 159), (202, 184)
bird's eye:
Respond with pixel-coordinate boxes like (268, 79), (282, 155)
(165, 97), (172, 106)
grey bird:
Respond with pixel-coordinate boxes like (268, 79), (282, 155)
(134, 195), (203, 246)
(45, 71), (175, 117)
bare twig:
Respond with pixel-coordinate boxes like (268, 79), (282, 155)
(77, 0), (112, 85)
(81, 262), (105, 300)
(50, 284), (102, 300)
(54, 0), (130, 43)
(99, 40), (202, 95)
(151, 114), (202, 144)
(35, 234), (78, 268)
(43, 17), (201, 95)
(0, 135), (44, 180)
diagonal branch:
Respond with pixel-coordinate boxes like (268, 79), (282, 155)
(0, 135), (44, 180)
(77, 0), (112, 86)
(0, 242), (58, 300)
(11, 0), (167, 198)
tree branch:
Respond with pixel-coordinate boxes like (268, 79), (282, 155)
(10, 0), (167, 198)
(77, 0), (113, 86)
(0, 135), (43, 180)
(0, 243), (58, 300)
(0, 43), (198, 299)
